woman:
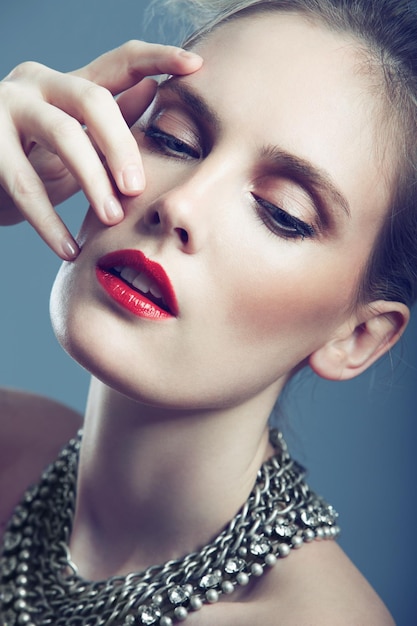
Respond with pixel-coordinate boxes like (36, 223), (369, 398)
(0, 0), (416, 624)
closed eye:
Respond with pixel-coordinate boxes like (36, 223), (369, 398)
(142, 124), (201, 160)
(253, 194), (316, 239)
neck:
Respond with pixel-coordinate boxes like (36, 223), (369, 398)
(69, 377), (279, 580)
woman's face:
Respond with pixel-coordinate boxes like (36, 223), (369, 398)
(50, 13), (394, 412)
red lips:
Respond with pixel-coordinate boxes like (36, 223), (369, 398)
(96, 249), (179, 320)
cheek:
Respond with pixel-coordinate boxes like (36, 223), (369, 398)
(225, 257), (355, 360)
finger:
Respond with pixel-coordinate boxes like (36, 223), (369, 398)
(40, 69), (146, 195)
(116, 77), (158, 128)
(20, 100), (127, 221)
(0, 133), (79, 260)
(72, 40), (203, 94)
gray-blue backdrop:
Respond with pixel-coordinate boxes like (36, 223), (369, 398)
(0, 1), (415, 624)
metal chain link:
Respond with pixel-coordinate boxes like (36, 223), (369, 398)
(0, 430), (339, 626)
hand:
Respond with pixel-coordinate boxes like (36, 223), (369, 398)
(0, 41), (202, 259)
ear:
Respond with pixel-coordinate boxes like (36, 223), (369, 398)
(309, 300), (410, 381)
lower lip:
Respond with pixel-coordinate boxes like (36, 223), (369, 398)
(95, 268), (173, 320)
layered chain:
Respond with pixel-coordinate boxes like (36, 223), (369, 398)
(0, 430), (339, 626)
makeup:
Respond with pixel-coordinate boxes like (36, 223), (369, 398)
(96, 250), (178, 319)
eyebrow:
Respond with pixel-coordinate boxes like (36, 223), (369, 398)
(157, 79), (351, 221)
(158, 78), (222, 132)
(261, 146), (351, 221)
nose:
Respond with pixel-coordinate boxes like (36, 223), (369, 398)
(142, 159), (232, 253)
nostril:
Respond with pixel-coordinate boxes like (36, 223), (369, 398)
(175, 228), (189, 244)
(150, 211), (161, 225)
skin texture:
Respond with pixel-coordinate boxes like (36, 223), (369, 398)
(0, 12), (405, 626)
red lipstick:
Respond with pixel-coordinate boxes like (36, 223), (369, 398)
(96, 250), (178, 319)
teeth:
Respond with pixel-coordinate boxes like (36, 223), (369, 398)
(149, 284), (163, 299)
(120, 267), (138, 284)
(117, 266), (165, 305)
(132, 273), (152, 293)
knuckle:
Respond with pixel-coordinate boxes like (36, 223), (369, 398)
(5, 60), (44, 81)
(12, 169), (44, 202)
(81, 82), (114, 110)
(49, 114), (82, 141)
(120, 39), (147, 55)
(36, 210), (60, 234)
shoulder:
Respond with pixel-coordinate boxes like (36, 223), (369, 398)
(0, 387), (82, 535)
(187, 539), (395, 626)
(249, 539), (395, 626)
(276, 539), (393, 625)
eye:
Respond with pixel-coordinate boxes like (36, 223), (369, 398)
(252, 194), (315, 239)
(142, 123), (201, 160)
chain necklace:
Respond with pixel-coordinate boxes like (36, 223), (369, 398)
(0, 429), (339, 626)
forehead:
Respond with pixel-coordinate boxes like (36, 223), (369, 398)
(172, 12), (392, 228)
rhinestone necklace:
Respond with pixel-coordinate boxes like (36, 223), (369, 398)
(0, 430), (339, 626)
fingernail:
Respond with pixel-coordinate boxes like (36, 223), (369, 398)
(104, 195), (124, 221)
(61, 238), (79, 260)
(122, 166), (144, 192)
(178, 50), (202, 61)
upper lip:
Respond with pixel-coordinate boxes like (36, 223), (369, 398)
(97, 249), (179, 316)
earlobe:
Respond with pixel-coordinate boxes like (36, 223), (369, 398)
(308, 300), (410, 381)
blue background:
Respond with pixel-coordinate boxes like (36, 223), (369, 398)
(0, 1), (416, 623)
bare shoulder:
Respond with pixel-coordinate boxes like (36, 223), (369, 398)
(247, 539), (395, 625)
(0, 387), (82, 535)
(187, 539), (395, 626)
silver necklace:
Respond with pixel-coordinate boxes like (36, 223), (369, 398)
(0, 430), (339, 626)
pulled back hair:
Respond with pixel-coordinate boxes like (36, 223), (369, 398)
(153, 0), (417, 308)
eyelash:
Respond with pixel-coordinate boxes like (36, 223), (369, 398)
(142, 123), (201, 159)
(253, 195), (315, 240)
(142, 122), (316, 240)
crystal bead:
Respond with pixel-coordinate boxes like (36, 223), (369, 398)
(301, 510), (319, 527)
(3, 610), (17, 626)
(224, 558), (246, 575)
(275, 523), (297, 538)
(249, 536), (270, 556)
(168, 586), (190, 605)
(322, 505), (338, 523)
(11, 507), (28, 528)
(3, 532), (22, 553)
(139, 604), (162, 625)
(1, 556), (17, 577)
(199, 570), (222, 589)
(0, 584), (15, 605)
